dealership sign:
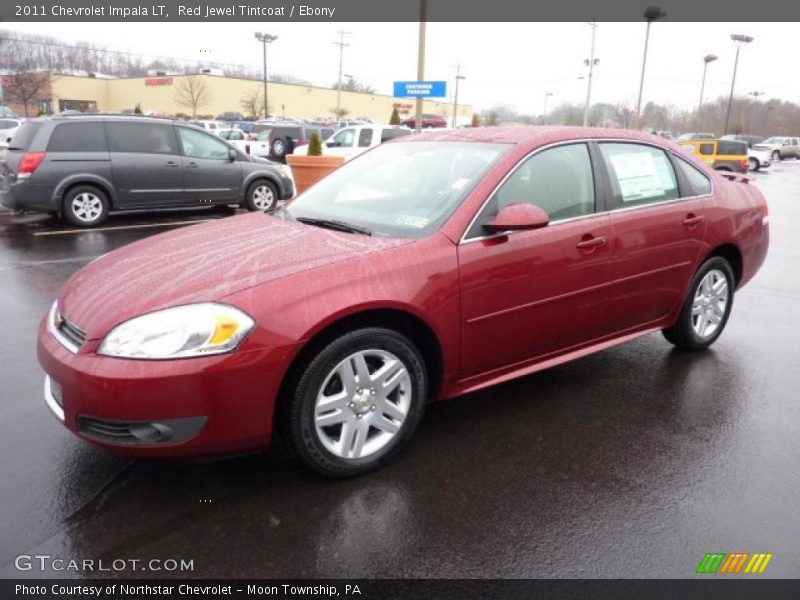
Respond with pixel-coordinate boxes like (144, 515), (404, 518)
(145, 77), (173, 86)
(393, 81), (447, 98)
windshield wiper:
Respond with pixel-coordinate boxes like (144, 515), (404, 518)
(296, 217), (372, 236)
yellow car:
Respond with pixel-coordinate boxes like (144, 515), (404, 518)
(679, 139), (750, 173)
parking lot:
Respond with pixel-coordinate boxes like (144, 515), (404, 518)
(0, 161), (798, 579)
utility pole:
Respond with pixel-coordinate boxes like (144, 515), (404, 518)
(414, 0), (427, 134)
(582, 20), (598, 127)
(543, 92), (553, 125)
(451, 65), (466, 128)
(747, 90), (765, 134)
(333, 30), (352, 123)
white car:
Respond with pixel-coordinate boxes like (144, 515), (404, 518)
(292, 125), (413, 161)
(217, 128), (250, 154)
(189, 119), (230, 133)
(748, 147), (771, 171)
(0, 118), (23, 144)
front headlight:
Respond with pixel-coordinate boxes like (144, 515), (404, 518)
(98, 303), (255, 360)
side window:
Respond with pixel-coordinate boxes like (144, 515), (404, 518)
(178, 127), (231, 159)
(208, 123), (216, 130)
(718, 141), (745, 156)
(106, 123), (177, 154)
(674, 157), (712, 197)
(331, 128), (355, 147)
(381, 128), (411, 143)
(358, 128), (373, 147)
(698, 143), (715, 156)
(47, 122), (107, 152)
(599, 143), (679, 208)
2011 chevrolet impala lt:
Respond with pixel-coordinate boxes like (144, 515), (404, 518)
(38, 127), (769, 477)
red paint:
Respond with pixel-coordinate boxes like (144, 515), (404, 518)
(38, 127), (769, 457)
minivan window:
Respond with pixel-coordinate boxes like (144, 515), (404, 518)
(47, 122), (107, 152)
(7, 121), (41, 150)
(106, 122), (178, 155)
(599, 143), (679, 208)
(178, 127), (231, 159)
(674, 157), (712, 197)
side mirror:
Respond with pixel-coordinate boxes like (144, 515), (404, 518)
(326, 140), (336, 148)
(484, 203), (550, 233)
(228, 148), (237, 161)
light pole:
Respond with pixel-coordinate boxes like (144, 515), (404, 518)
(414, 0), (427, 134)
(724, 34), (754, 135)
(543, 92), (553, 125)
(582, 20), (598, 127)
(254, 32), (277, 119)
(333, 30), (353, 122)
(451, 65), (466, 128)
(696, 53), (717, 130)
(747, 90), (764, 134)
(634, 6), (666, 129)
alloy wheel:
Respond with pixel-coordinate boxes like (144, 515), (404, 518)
(251, 185), (275, 210)
(70, 193), (103, 223)
(691, 269), (729, 339)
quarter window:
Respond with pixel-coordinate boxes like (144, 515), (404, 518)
(106, 123), (178, 154)
(674, 157), (712, 196)
(599, 143), (679, 208)
(47, 122), (107, 152)
(178, 127), (231, 159)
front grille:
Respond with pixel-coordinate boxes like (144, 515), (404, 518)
(78, 415), (207, 446)
(58, 317), (86, 349)
(50, 378), (64, 409)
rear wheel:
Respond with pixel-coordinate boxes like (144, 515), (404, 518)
(271, 138), (286, 158)
(283, 327), (427, 478)
(662, 256), (734, 351)
(771, 150), (780, 161)
(62, 185), (110, 228)
(244, 179), (278, 211)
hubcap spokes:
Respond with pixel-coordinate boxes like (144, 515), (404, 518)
(691, 269), (729, 338)
(314, 349), (412, 460)
(71, 193), (102, 222)
(253, 186), (274, 209)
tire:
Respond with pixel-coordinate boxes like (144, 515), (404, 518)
(771, 150), (780, 161)
(244, 179), (278, 212)
(62, 185), (110, 228)
(748, 157), (758, 171)
(271, 137), (286, 158)
(662, 256), (735, 351)
(283, 327), (428, 478)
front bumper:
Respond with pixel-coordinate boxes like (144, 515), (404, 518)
(37, 318), (297, 457)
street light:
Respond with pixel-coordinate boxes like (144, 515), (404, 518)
(451, 65), (466, 128)
(724, 34), (754, 135)
(696, 53), (717, 129)
(634, 6), (667, 129)
(543, 92), (554, 125)
(582, 20), (598, 127)
(748, 90), (765, 134)
(254, 32), (277, 119)
(333, 31), (353, 122)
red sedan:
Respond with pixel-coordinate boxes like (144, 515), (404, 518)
(401, 113), (447, 129)
(38, 127), (769, 477)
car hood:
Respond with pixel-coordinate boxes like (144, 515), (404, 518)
(752, 144), (777, 151)
(58, 212), (411, 340)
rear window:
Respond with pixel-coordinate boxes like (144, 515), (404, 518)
(7, 121), (41, 150)
(717, 141), (746, 156)
(106, 122), (178, 154)
(47, 122), (107, 152)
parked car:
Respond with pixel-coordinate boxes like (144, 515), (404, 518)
(0, 115), (294, 227)
(217, 111), (245, 122)
(746, 147), (772, 171)
(251, 124), (334, 161)
(677, 132), (715, 141)
(401, 113), (447, 128)
(37, 127), (769, 477)
(0, 118), (22, 143)
(293, 125), (412, 161)
(679, 139), (750, 173)
(231, 121), (256, 136)
(217, 128), (251, 154)
(189, 119), (230, 133)
(751, 136), (800, 161)
(720, 134), (764, 148)
(0, 106), (19, 119)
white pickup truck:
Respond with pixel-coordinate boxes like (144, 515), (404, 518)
(292, 125), (413, 161)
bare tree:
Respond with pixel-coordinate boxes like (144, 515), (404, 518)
(240, 87), (265, 119)
(173, 75), (210, 119)
(2, 71), (54, 116)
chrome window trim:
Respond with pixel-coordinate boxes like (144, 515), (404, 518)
(459, 137), (715, 245)
(48, 301), (80, 354)
(44, 376), (65, 422)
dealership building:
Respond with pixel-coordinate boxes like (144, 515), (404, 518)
(2, 72), (473, 123)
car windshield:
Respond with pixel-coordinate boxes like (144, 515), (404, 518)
(283, 141), (510, 239)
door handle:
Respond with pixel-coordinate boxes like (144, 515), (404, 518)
(186, 162), (198, 168)
(576, 235), (608, 250)
(683, 214), (704, 227)
(165, 160), (179, 167)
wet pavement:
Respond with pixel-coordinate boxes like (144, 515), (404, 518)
(1, 164), (799, 579)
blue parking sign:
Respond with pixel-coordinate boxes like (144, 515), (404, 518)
(393, 81), (447, 98)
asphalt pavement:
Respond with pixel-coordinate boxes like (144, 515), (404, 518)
(1, 164), (798, 579)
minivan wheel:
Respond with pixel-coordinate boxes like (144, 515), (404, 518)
(62, 185), (110, 228)
(245, 180), (278, 211)
(284, 327), (428, 478)
(662, 256), (734, 351)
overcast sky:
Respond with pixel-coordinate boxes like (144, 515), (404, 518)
(3, 22), (796, 114)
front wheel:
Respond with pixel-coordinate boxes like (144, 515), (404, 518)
(244, 180), (278, 211)
(662, 257), (734, 351)
(771, 150), (780, 161)
(283, 328), (428, 478)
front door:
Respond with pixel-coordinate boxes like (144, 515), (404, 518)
(458, 142), (614, 377)
(176, 127), (242, 204)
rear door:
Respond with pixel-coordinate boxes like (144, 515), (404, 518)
(599, 142), (710, 333)
(106, 121), (185, 207)
(176, 126), (242, 204)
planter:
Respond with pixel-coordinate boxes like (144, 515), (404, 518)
(286, 154), (345, 194)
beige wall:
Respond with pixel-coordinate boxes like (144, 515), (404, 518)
(49, 74), (472, 124)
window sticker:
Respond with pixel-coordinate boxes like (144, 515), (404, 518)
(395, 215), (429, 228)
(609, 152), (665, 202)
